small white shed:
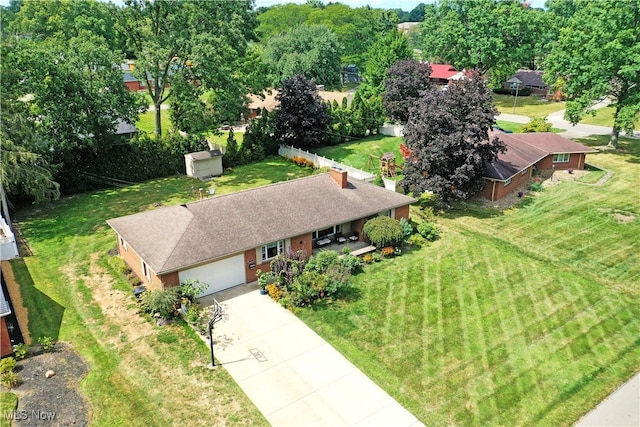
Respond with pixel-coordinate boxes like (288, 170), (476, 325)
(185, 149), (223, 179)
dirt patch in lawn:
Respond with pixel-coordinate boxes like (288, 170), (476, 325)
(60, 254), (256, 425)
(10, 342), (92, 426)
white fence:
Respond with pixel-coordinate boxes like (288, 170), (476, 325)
(278, 145), (376, 182)
(379, 123), (404, 137)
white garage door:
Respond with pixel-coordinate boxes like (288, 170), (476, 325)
(178, 254), (246, 297)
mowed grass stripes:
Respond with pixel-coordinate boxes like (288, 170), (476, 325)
(298, 136), (640, 426)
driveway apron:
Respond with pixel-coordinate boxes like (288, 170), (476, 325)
(202, 283), (424, 427)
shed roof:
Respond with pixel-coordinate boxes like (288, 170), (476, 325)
(107, 173), (415, 274)
(186, 150), (223, 160)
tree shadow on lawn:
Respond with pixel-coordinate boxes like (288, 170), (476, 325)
(7, 259), (65, 342)
(574, 136), (640, 164)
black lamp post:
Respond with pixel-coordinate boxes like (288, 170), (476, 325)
(208, 298), (223, 369)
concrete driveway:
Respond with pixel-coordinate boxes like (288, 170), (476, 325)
(200, 283), (423, 427)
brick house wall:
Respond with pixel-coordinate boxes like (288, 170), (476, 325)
(483, 167), (533, 201)
(117, 236), (178, 291)
(0, 317), (12, 357)
(536, 153), (587, 170)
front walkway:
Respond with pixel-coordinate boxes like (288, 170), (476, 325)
(199, 283), (423, 427)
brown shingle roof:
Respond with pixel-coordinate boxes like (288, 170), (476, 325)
(484, 132), (596, 181)
(107, 174), (415, 274)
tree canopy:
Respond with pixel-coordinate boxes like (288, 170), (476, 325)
(263, 24), (342, 90)
(274, 74), (331, 149)
(361, 30), (413, 96)
(383, 59), (434, 123)
(420, 0), (551, 84)
(545, 0), (640, 147)
(116, 0), (256, 135)
(401, 70), (504, 202)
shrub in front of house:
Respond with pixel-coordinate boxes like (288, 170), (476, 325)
(139, 287), (180, 319)
(417, 222), (438, 241)
(363, 215), (404, 248)
(529, 181), (544, 192)
(381, 246), (395, 257)
(339, 254), (362, 274)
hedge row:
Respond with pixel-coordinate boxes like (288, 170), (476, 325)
(56, 134), (208, 194)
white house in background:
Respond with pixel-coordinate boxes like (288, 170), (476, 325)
(0, 216), (18, 260)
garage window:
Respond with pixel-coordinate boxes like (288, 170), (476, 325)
(261, 240), (284, 261)
(141, 261), (151, 281)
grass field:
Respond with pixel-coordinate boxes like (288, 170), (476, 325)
(10, 157), (311, 426)
(316, 134), (405, 172)
(579, 105), (640, 131)
(494, 120), (565, 134)
(298, 136), (640, 425)
(492, 93), (566, 118)
(11, 133), (640, 425)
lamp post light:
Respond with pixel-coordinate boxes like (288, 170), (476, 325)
(507, 77), (523, 114)
(207, 298), (223, 369)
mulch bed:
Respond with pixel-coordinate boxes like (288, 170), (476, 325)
(9, 342), (91, 426)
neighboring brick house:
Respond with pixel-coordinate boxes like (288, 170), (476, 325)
(503, 70), (550, 96)
(107, 169), (415, 297)
(483, 131), (596, 201)
(428, 64), (464, 86)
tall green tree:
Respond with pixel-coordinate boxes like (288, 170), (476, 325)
(420, 0), (549, 84)
(545, 0), (640, 147)
(274, 74), (331, 149)
(0, 58), (59, 203)
(263, 24), (342, 89)
(360, 30), (413, 96)
(401, 70), (504, 202)
(117, 0), (256, 135)
(13, 35), (144, 154)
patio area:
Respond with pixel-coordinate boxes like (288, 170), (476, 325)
(312, 238), (374, 256)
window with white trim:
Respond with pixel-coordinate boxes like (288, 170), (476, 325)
(261, 240), (284, 261)
(504, 178), (512, 186)
(312, 225), (341, 240)
(141, 261), (151, 281)
(553, 153), (570, 163)
(119, 236), (128, 251)
(521, 168), (528, 176)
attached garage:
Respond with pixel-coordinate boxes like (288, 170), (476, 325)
(178, 254), (246, 297)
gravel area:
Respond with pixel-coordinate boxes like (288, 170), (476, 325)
(9, 342), (91, 426)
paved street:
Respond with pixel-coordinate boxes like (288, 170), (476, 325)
(576, 373), (640, 427)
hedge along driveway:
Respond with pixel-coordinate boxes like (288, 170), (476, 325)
(297, 136), (640, 425)
(11, 158), (312, 426)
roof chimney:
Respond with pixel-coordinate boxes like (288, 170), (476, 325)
(330, 168), (348, 189)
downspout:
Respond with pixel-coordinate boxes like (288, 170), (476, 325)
(491, 181), (497, 201)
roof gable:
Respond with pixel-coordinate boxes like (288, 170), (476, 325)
(107, 174), (415, 274)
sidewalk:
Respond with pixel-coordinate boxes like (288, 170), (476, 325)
(200, 283), (424, 427)
(576, 373), (640, 426)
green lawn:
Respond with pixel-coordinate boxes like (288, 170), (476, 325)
(0, 392), (18, 427)
(12, 134), (640, 425)
(492, 93), (566, 118)
(136, 109), (172, 135)
(495, 120), (565, 134)
(11, 157), (311, 426)
(579, 105), (640, 130)
(316, 134), (405, 172)
(297, 136), (640, 425)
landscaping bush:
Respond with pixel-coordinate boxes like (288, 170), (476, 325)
(363, 216), (404, 248)
(399, 217), (413, 240)
(180, 279), (208, 304)
(381, 246), (395, 257)
(184, 305), (201, 326)
(12, 343), (29, 360)
(139, 287), (180, 319)
(38, 336), (56, 352)
(520, 116), (553, 133)
(0, 371), (22, 388)
(305, 250), (339, 274)
(339, 254), (362, 274)
(417, 222), (438, 241)
(363, 253), (374, 263)
(324, 264), (352, 297)
(289, 271), (326, 306)
(271, 250), (308, 288)
(529, 181), (544, 192)
(407, 234), (424, 247)
(0, 357), (17, 374)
